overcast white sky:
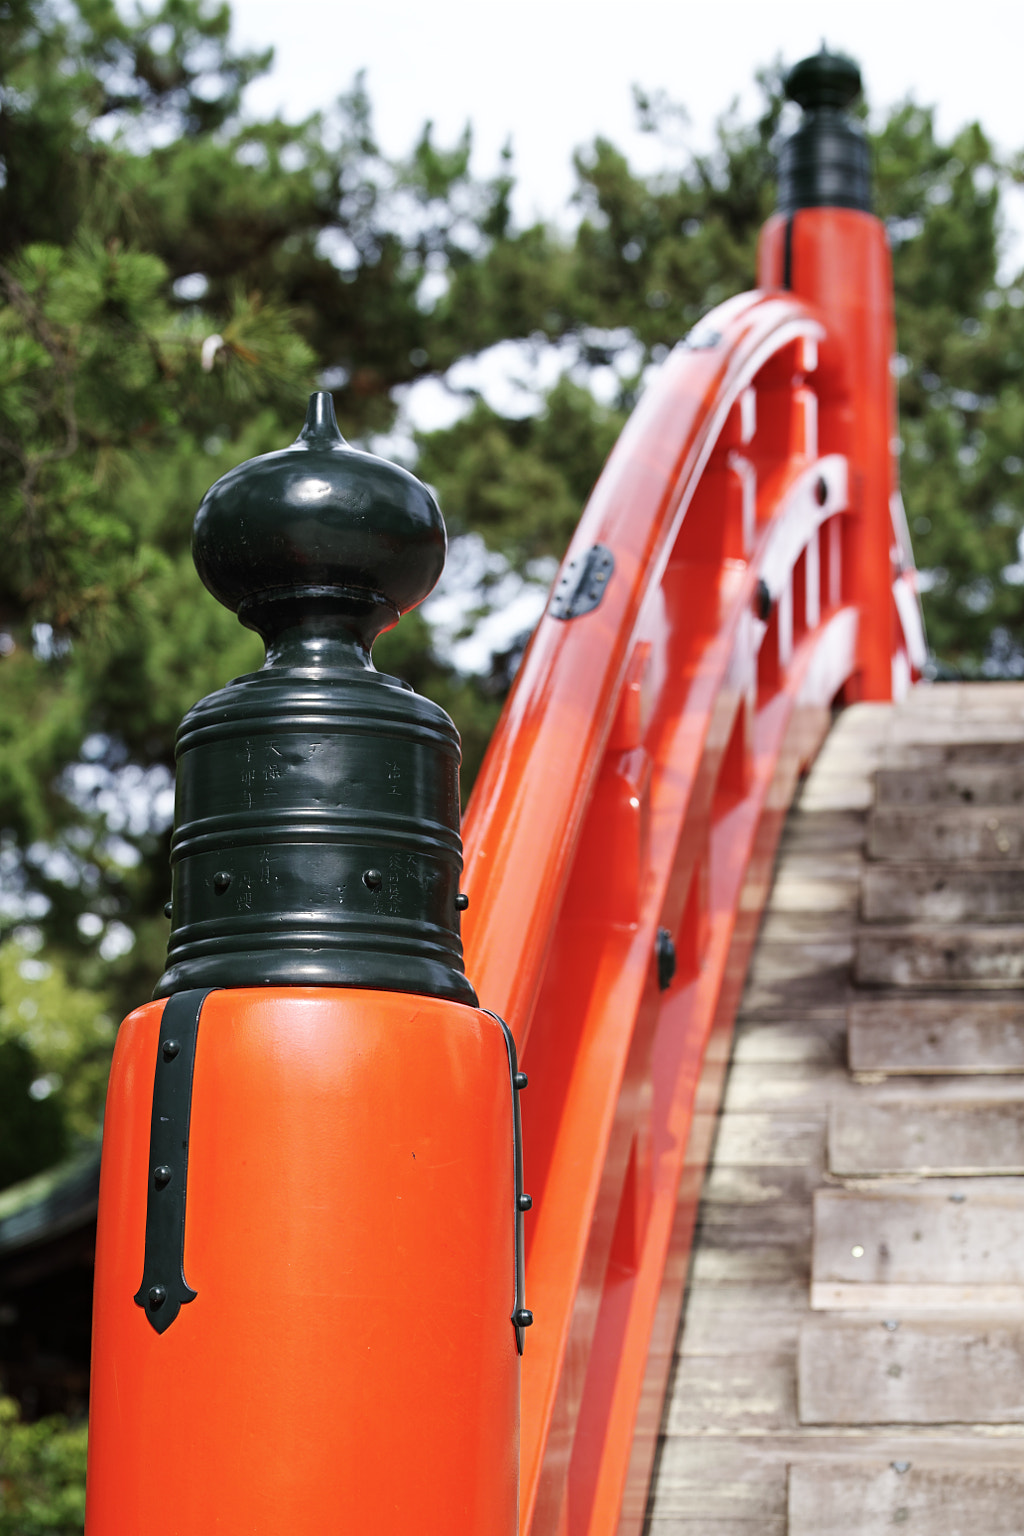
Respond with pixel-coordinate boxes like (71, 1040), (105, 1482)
(229, 0), (1024, 228)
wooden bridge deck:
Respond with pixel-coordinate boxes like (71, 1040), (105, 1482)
(647, 684), (1024, 1535)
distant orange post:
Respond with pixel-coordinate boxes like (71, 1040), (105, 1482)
(758, 49), (903, 701)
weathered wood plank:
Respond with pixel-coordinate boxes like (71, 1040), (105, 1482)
(732, 1014), (847, 1068)
(811, 1186), (1024, 1291)
(883, 740), (1024, 771)
(798, 1315), (1024, 1424)
(712, 1112), (825, 1168)
(811, 1281), (1024, 1310)
(855, 926), (1024, 989)
(861, 863), (1024, 924)
(647, 1439), (786, 1518)
(680, 1285), (807, 1355)
(875, 765), (1024, 808)
(777, 809), (869, 853)
(887, 719), (1024, 747)
(789, 1463), (1024, 1536)
(896, 681), (1024, 709)
(647, 1523), (785, 1535)
(868, 806), (1024, 861)
(725, 1064), (1024, 1111)
(758, 910), (857, 943)
(829, 1098), (1024, 1175)
(767, 861), (862, 914)
(848, 996), (1024, 1074)
(664, 1353), (797, 1434)
(688, 1244), (809, 1288)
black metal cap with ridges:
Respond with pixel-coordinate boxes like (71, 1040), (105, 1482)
(777, 47), (871, 215)
(156, 393), (477, 1007)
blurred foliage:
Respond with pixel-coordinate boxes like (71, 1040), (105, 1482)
(0, 1396), (86, 1534)
(1, 0), (1023, 1210)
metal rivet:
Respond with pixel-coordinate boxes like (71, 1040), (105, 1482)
(455, 893), (469, 911)
(851, 1245), (865, 1258)
(161, 1039), (180, 1062)
(656, 927), (676, 992)
(213, 870), (232, 892)
(148, 1285), (167, 1309)
(518, 1193), (533, 1212)
(514, 1308), (534, 1328)
(883, 1319), (900, 1331)
(892, 1462), (910, 1475)
(362, 868), (382, 890)
(815, 475), (828, 506)
(514, 1071), (528, 1090)
(153, 1165), (172, 1190)
(755, 577), (772, 622)
(163, 901), (173, 918)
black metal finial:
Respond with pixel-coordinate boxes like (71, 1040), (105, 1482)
(155, 394), (476, 1007)
(785, 48), (862, 113)
(192, 390), (446, 667)
(777, 48), (871, 215)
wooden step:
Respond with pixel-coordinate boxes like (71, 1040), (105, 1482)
(867, 806), (1024, 862)
(810, 1185), (1024, 1310)
(848, 996), (1024, 1075)
(829, 1098), (1024, 1176)
(788, 1462), (1024, 1535)
(884, 740), (1024, 770)
(798, 1314), (1024, 1424)
(855, 926), (1024, 989)
(861, 864), (1024, 924)
(875, 765), (1024, 807)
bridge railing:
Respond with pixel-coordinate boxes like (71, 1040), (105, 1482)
(462, 282), (923, 1534)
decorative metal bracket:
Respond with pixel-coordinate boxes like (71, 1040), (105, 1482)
(484, 1009), (533, 1354)
(549, 543), (614, 620)
(134, 988), (213, 1334)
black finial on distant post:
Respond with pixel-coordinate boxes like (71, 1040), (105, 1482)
(777, 48), (871, 214)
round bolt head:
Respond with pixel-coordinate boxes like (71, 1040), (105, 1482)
(162, 1039), (181, 1061)
(153, 1165), (172, 1190)
(518, 1193), (533, 1212)
(514, 1071), (528, 1090)
(163, 901), (173, 918)
(455, 893), (469, 911)
(514, 1308), (534, 1328)
(362, 868), (383, 890)
(213, 870), (232, 893)
(148, 1285), (167, 1309)
(815, 475), (828, 506)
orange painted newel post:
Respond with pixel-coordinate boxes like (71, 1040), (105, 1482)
(86, 394), (523, 1534)
(758, 49), (910, 700)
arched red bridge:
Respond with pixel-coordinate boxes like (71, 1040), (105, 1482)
(80, 46), (1024, 1536)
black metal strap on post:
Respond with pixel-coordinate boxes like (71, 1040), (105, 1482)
(134, 988), (213, 1334)
(483, 1009), (533, 1354)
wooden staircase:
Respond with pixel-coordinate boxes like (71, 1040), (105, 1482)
(646, 684), (1024, 1535)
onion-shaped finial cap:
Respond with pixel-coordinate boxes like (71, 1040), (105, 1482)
(192, 391), (446, 657)
(785, 47), (862, 113)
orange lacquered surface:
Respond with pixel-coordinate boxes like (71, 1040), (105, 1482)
(87, 988), (518, 1536)
(759, 208), (901, 699)
(457, 232), (916, 1531)
(462, 291), (826, 1045)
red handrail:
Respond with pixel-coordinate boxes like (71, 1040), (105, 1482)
(461, 222), (922, 1531)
